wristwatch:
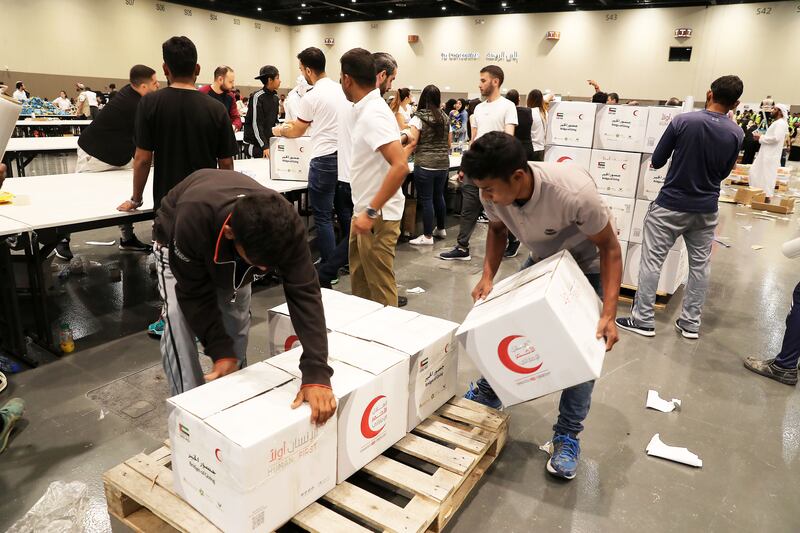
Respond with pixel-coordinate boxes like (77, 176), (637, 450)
(365, 207), (380, 219)
(129, 197), (143, 208)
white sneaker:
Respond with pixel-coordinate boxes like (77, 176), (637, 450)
(433, 228), (447, 239)
(409, 235), (435, 246)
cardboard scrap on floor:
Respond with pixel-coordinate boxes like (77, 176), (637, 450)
(646, 433), (703, 467)
(751, 245), (764, 251)
(646, 390), (681, 413)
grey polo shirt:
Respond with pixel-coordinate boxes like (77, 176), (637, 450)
(482, 162), (610, 273)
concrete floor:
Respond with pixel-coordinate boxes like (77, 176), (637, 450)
(1, 202), (799, 532)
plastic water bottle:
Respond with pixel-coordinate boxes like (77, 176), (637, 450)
(59, 323), (75, 354)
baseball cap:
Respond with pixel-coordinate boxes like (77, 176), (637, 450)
(255, 65), (276, 80)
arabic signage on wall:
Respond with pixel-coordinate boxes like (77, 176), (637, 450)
(440, 50), (519, 62)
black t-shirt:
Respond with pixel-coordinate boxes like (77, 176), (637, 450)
(135, 87), (237, 209)
(78, 84), (140, 166)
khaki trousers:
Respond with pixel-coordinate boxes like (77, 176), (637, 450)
(348, 216), (401, 306)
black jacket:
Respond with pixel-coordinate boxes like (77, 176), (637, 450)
(244, 87), (279, 152)
(153, 169), (332, 387)
(77, 84), (140, 166)
(514, 106), (535, 161)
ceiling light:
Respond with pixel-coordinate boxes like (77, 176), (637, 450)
(568, 0), (574, 3)
(340, 12), (345, 16)
(388, 8), (393, 12)
(297, 15), (302, 19)
(441, 5), (446, 10)
(301, 2), (306, 6)
(501, 1), (507, 6)
(257, 6), (262, 11)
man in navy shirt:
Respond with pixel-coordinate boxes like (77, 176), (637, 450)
(616, 75), (744, 339)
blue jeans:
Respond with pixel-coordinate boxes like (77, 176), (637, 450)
(318, 181), (353, 285)
(775, 281), (800, 369)
(308, 153), (338, 262)
(413, 168), (448, 236)
(476, 255), (602, 437)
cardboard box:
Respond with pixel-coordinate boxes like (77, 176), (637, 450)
(269, 136), (311, 181)
(638, 156), (670, 201)
(593, 105), (649, 153)
(628, 200), (684, 250)
(456, 251), (606, 408)
(543, 145), (592, 172)
(643, 106), (682, 153)
(167, 363), (337, 532)
(266, 334), (409, 483)
(733, 187), (764, 205)
(623, 242), (688, 294)
(267, 288), (384, 354)
(599, 194), (635, 241)
(338, 307), (459, 432)
(546, 101), (597, 148)
(751, 197), (795, 214)
(590, 150), (641, 198)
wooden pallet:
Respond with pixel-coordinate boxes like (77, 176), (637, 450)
(104, 396), (509, 533)
(618, 284), (672, 310)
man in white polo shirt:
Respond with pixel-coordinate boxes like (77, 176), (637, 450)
(275, 47), (349, 283)
(462, 132), (622, 481)
(440, 65), (517, 261)
(339, 48), (408, 306)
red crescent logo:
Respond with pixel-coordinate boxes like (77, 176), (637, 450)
(622, 163), (627, 170)
(578, 113), (584, 120)
(360, 395), (387, 439)
(284, 335), (300, 351)
(556, 156), (573, 163)
(497, 335), (542, 374)
(215, 448), (222, 462)
(299, 147), (304, 152)
(633, 110), (639, 116)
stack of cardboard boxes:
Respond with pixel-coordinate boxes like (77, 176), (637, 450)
(545, 102), (688, 295)
(167, 291), (459, 532)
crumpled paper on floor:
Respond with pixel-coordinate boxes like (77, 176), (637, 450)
(7, 481), (89, 533)
(646, 434), (703, 467)
(646, 390), (681, 413)
(407, 287), (426, 294)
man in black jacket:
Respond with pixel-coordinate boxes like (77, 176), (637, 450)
(54, 65), (159, 261)
(153, 168), (336, 424)
(243, 65), (281, 158)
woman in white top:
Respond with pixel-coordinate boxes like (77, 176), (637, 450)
(527, 89), (547, 160)
(390, 88), (413, 130)
(52, 90), (73, 112)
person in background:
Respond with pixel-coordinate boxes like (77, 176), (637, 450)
(274, 48), (348, 284)
(76, 84), (99, 119)
(666, 97), (682, 106)
(199, 66), (242, 131)
(52, 90), (73, 112)
(444, 98), (457, 116)
(237, 96), (248, 118)
(788, 124), (800, 163)
(403, 84), (450, 246)
(243, 65), (280, 159)
(608, 93), (620, 105)
(390, 88), (413, 130)
(449, 98), (468, 143)
(96, 92), (107, 110)
(439, 65), (517, 262)
(340, 48), (407, 306)
(588, 80), (618, 104)
(741, 115), (760, 165)
(12, 82), (28, 102)
(116, 35), (238, 339)
(53, 65), (160, 261)
(527, 89), (547, 161)
(750, 104), (790, 202)
(462, 132), (622, 480)
(616, 75), (744, 339)
(279, 93), (286, 119)
(108, 83), (118, 100)
(506, 90), (534, 160)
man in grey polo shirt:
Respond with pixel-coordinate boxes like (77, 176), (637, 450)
(462, 132), (623, 480)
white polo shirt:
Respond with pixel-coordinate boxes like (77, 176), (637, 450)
(349, 89), (405, 221)
(296, 77), (348, 159)
(336, 99), (355, 184)
(473, 96), (518, 139)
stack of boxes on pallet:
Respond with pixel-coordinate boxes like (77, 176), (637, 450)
(545, 101), (689, 295)
(166, 289), (459, 532)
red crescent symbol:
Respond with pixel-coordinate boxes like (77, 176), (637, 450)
(360, 395), (387, 439)
(578, 113), (584, 120)
(299, 147), (304, 152)
(284, 335), (299, 351)
(622, 163), (627, 170)
(498, 335), (542, 374)
(215, 448), (222, 462)
(633, 110), (639, 116)
(556, 156), (573, 163)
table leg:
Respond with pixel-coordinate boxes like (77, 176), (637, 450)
(24, 233), (56, 353)
(0, 241), (38, 367)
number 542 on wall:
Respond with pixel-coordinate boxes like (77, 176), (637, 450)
(756, 7), (772, 15)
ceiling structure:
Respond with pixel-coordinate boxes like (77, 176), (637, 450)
(174, 0), (767, 26)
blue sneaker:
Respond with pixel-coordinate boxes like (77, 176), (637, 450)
(463, 381), (503, 410)
(547, 434), (581, 480)
(148, 318), (165, 338)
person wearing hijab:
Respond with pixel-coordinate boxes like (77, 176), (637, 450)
(750, 104), (790, 202)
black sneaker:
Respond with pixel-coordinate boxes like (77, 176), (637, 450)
(615, 317), (655, 337)
(477, 213), (490, 224)
(504, 240), (521, 258)
(55, 241), (73, 261)
(339, 265), (350, 276)
(398, 296), (408, 307)
(119, 236), (153, 253)
(743, 357), (798, 386)
(674, 320), (699, 340)
(439, 246), (471, 261)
